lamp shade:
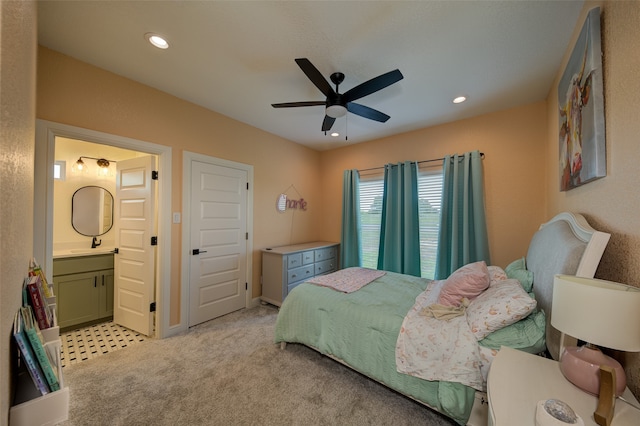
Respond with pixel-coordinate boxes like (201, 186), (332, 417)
(551, 275), (640, 352)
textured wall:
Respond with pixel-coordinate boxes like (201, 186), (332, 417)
(0, 1), (37, 424)
(546, 1), (640, 398)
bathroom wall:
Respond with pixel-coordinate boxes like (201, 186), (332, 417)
(53, 137), (144, 251)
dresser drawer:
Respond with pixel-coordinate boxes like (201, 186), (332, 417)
(287, 253), (303, 269)
(315, 247), (336, 262)
(302, 250), (315, 265)
(287, 265), (314, 284)
(287, 280), (305, 295)
(315, 259), (337, 276)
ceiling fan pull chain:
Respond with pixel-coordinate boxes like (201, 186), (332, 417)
(346, 114), (348, 141)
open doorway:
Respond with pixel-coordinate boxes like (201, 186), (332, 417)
(54, 138), (156, 328)
(34, 120), (175, 341)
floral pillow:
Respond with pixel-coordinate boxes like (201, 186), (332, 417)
(466, 278), (537, 340)
(488, 265), (508, 286)
(437, 261), (490, 307)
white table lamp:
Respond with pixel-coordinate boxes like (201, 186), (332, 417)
(551, 274), (640, 397)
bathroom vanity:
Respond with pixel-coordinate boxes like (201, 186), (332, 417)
(52, 251), (114, 331)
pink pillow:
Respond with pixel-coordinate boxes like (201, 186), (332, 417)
(437, 261), (490, 307)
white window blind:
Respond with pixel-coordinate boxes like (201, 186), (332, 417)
(359, 177), (384, 269)
(357, 167), (443, 278)
(417, 170), (443, 279)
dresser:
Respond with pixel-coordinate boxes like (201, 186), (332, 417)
(261, 241), (339, 306)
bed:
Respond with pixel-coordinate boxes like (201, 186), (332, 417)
(274, 212), (610, 425)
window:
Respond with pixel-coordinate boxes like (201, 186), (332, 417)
(357, 167), (443, 279)
(53, 160), (66, 181)
(359, 176), (384, 269)
(417, 170), (443, 279)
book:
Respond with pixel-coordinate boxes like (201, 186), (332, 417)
(29, 257), (54, 298)
(21, 306), (60, 392)
(25, 275), (52, 329)
(13, 310), (50, 396)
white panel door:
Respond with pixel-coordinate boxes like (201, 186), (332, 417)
(189, 160), (247, 327)
(114, 156), (156, 336)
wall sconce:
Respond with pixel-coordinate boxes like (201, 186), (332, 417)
(73, 156), (116, 177)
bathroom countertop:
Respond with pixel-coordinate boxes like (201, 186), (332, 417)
(53, 247), (115, 259)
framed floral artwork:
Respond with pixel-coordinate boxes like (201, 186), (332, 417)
(558, 7), (606, 191)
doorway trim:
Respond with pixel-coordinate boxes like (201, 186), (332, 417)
(181, 151), (255, 328)
(34, 119), (174, 338)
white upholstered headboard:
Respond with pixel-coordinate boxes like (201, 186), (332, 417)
(525, 212), (610, 360)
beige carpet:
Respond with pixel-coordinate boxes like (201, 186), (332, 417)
(60, 305), (457, 425)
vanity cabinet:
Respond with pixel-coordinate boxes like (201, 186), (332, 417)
(52, 254), (114, 330)
(261, 242), (339, 306)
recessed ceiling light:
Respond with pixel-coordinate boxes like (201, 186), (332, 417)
(453, 96), (467, 104)
(331, 132), (340, 137)
(145, 33), (169, 49)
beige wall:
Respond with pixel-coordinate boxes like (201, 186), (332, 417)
(36, 47), (324, 324)
(0, 1), (37, 424)
(546, 1), (640, 396)
(320, 101), (548, 269)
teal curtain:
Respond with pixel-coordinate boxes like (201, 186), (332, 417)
(377, 161), (421, 276)
(340, 169), (362, 268)
(435, 151), (490, 279)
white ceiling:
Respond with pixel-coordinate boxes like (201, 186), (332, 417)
(37, 1), (584, 151)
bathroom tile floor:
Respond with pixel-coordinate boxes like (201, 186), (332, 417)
(60, 321), (146, 368)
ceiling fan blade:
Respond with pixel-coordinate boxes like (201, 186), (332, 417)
(272, 101), (326, 108)
(322, 115), (336, 132)
(343, 69), (404, 103)
(295, 58), (335, 97)
(347, 103), (390, 122)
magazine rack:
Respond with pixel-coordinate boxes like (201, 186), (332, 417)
(10, 298), (69, 426)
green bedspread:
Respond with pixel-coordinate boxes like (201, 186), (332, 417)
(274, 271), (475, 425)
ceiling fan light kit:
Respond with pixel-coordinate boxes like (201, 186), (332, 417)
(271, 58), (403, 132)
(326, 105), (347, 118)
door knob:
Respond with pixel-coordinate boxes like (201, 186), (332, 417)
(192, 249), (208, 255)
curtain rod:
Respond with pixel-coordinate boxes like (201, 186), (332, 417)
(357, 152), (484, 173)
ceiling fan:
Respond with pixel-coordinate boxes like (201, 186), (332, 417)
(271, 58), (404, 132)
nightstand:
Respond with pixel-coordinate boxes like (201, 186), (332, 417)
(487, 346), (640, 426)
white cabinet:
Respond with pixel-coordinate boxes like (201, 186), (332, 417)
(261, 242), (339, 306)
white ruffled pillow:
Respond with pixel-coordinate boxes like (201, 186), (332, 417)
(466, 278), (537, 340)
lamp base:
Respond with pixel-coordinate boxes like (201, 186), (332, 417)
(559, 345), (626, 396)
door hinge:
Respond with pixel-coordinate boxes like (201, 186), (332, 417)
(245, 283), (248, 290)
(114, 248), (119, 254)
(151, 236), (158, 246)
(150, 302), (156, 312)
(246, 232), (248, 240)
(152, 170), (159, 180)
(246, 182), (249, 190)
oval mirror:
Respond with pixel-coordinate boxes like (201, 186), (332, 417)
(72, 186), (114, 236)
